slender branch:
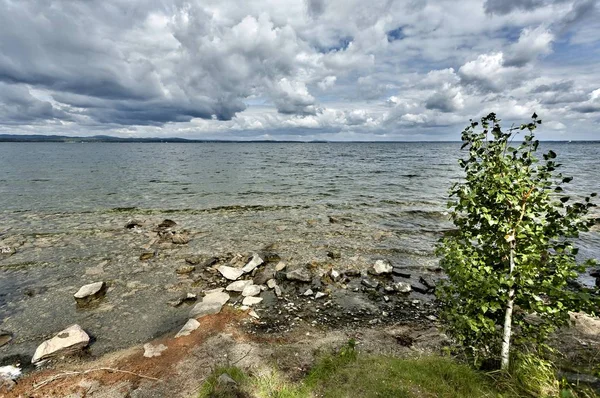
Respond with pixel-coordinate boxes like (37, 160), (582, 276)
(33, 367), (162, 391)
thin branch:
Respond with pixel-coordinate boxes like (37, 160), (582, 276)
(33, 367), (162, 391)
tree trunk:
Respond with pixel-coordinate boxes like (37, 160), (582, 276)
(501, 242), (516, 370)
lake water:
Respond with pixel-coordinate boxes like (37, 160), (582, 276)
(0, 142), (598, 362)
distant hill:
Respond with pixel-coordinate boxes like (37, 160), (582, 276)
(0, 134), (294, 143)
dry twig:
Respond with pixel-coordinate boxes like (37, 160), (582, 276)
(33, 367), (162, 391)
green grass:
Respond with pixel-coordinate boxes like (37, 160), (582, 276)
(198, 345), (598, 398)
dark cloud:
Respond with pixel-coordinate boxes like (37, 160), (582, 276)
(530, 80), (575, 93)
(483, 0), (570, 15)
(0, 83), (70, 124)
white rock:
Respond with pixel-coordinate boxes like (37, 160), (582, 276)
(203, 291), (230, 306)
(274, 286), (282, 297)
(218, 266), (244, 281)
(303, 289), (314, 296)
(31, 325), (90, 365)
(242, 253), (264, 273)
(143, 343), (167, 358)
(394, 281), (412, 293)
(373, 259), (393, 275)
(242, 296), (263, 306)
(248, 310), (260, 319)
(73, 282), (106, 300)
(267, 279), (277, 289)
(0, 365), (21, 381)
(226, 280), (253, 292)
(242, 285), (261, 297)
(175, 319), (201, 338)
(275, 261), (287, 272)
(315, 292), (326, 299)
(330, 269), (341, 282)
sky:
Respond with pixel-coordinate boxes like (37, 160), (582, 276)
(0, 0), (599, 141)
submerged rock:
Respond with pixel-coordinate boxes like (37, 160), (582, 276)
(172, 233), (190, 244)
(0, 331), (12, 347)
(0, 247), (16, 256)
(394, 281), (412, 293)
(373, 260), (393, 275)
(139, 252), (155, 261)
(124, 219), (143, 229)
(73, 282), (107, 305)
(157, 219), (177, 229)
(286, 268), (311, 282)
(218, 266), (244, 281)
(175, 265), (195, 275)
(175, 319), (201, 338)
(32, 324), (90, 365)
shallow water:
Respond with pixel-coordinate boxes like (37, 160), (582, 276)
(0, 142), (598, 362)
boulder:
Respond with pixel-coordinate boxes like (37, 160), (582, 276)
(242, 285), (261, 297)
(175, 319), (201, 338)
(242, 296), (263, 306)
(31, 325), (90, 365)
(242, 253), (264, 273)
(218, 266), (244, 281)
(286, 268), (311, 282)
(226, 280), (253, 292)
(143, 343), (167, 358)
(73, 282), (106, 305)
(373, 260), (393, 275)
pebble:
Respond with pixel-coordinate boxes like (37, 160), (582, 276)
(218, 266), (244, 281)
(226, 280), (253, 292)
(242, 296), (263, 306)
(175, 319), (201, 338)
(242, 253), (264, 273)
(143, 343), (167, 358)
(373, 259), (393, 275)
(242, 285), (261, 297)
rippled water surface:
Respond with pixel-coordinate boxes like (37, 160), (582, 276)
(0, 142), (598, 361)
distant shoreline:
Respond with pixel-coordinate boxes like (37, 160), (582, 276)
(0, 134), (596, 144)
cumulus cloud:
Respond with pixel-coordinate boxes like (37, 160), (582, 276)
(0, 0), (598, 140)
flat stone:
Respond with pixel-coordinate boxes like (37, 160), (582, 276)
(420, 276), (436, 290)
(275, 261), (287, 272)
(73, 282), (106, 304)
(286, 268), (311, 282)
(303, 289), (314, 296)
(32, 325), (90, 365)
(392, 268), (411, 278)
(242, 296), (263, 306)
(361, 278), (379, 289)
(189, 301), (224, 318)
(242, 253), (264, 273)
(373, 259), (393, 275)
(203, 291), (230, 306)
(242, 285), (261, 297)
(315, 292), (326, 299)
(175, 319), (201, 338)
(267, 279), (277, 289)
(218, 266), (244, 281)
(225, 280), (253, 292)
(143, 343), (167, 358)
(411, 282), (430, 294)
(176, 265), (195, 274)
(394, 281), (412, 293)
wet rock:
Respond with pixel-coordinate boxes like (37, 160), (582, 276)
(176, 265), (195, 275)
(172, 233), (190, 245)
(286, 268), (312, 282)
(218, 266), (244, 281)
(125, 219), (143, 229)
(411, 281), (430, 294)
(242, 253), (264, 273)
(394, 281), (412, 293)
(226, 280), (253, 292)
(242, 296), (263, 306)
(361, 278), (379, 289)
(303, 289), (314, 296)
(253, 264), (276, 285)
(330, 269), (341, 282)
(175, 319), (201, 338)
(0, 331), (12, 347)
(31, 324), (90, 365)
(373, 259), (393, 275)
(157, 219), (177, 229)
(242, 285), (261, 297)
(327, 250), (341, 259)
(591, 268), (600, 278)
(139, 252), (155, 261)
(557, 372), (600, 390)
(143, 343), (167, 358)
(202, 257), (219, 268)
(261, 252), (281, 263)
(420, 276), (437, 290)
(315, 292), (326, 299)
(275, 262), (287, 272)
(185, 255), (203, 265)
(392, 268), (411, 278)
(73, 282), (107, 305)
